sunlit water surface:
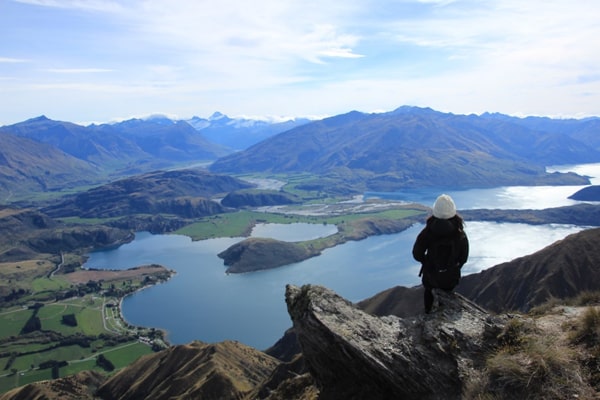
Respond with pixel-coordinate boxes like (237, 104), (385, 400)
(84, 163), (600, 349)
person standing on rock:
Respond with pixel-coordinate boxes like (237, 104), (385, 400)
(412, 194), (469, 313)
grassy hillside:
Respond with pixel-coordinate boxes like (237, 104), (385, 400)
(0, 133), (100, 202)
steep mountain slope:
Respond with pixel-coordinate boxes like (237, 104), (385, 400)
(0, 116), (234, 201)
(2, 115), (229, 167)
(210, 107), (596, 190)
(96, 340), (279, 400)
(457, 227), (600, 313)
(0, 132), (100, 200)
(42, 169), (254, 218)
(482, 112), (600, 152)
(1, 116), (146, 165)
(101, 116), (230, 162)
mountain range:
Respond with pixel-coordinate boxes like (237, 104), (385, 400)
(1, 107), (599, 202)
(186, 112), (310, 150)
(210, 106), (599, 190)
(0, 113), (296, 201)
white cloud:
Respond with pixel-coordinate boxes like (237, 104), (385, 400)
(13, 0), (125, 13)
(1, 0), (600, 123)
(0, 57), (28, 63)
(319, 48), (364, 59)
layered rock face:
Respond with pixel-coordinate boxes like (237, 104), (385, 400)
(285, 284), (505, 400)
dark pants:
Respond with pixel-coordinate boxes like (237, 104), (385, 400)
(424, 284), (434, 313)
(424, 284), (455, 313)
(422, 267), (460, 313)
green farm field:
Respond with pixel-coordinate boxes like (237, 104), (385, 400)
(176, 207), (425, 241)
(0, 266), (168, 395)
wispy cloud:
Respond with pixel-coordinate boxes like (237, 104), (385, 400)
(0, 57), (28, 63)
(1, 0), (599, 124)
(44, 68), (113, 74)
(13, 0), (124, 13)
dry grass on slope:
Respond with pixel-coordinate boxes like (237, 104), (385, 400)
(96, 340), (280, 400)
(465, 293), (600, 399)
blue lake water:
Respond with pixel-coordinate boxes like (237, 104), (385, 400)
(84, 163), (600, 350)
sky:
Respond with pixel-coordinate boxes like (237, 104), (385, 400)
(1, 0), (599, 125)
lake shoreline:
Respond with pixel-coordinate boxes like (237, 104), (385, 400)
(84, 162), (600, 348)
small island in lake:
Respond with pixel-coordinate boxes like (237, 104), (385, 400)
(569, 185), (600, 201)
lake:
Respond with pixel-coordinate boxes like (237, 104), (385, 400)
(84, 163), (600, 350)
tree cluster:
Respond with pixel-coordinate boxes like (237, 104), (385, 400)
(61, 313), (78, 327)
(96, 354), (115, 372)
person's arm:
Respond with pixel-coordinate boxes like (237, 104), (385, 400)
(457, 231), (469, 268)
(412, 229), (428, 263)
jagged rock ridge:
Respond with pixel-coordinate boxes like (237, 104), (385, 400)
(285, 284), (505, 400)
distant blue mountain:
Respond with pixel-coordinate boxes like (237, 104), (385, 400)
(210, 106), (600, 190)
(1, 115), (229, 171)
(0, 113), (308, 200)
(187, 112), (310, 150)
(2, 107), (599, 199)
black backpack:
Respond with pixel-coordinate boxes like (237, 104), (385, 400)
(422, 234), (461, 290)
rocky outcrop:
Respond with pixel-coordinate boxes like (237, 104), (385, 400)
(285, 284), (505, 400)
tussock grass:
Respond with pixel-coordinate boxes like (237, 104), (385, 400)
(569, 306), (600, 346)
(530, 291), (600, 316)
(463, 306), (600, 400)
(528, 296), (563, 316)
(568, 306), (600, 391)
(484, 339), (584, 399)
(570, 291), (600, 307)
(495, 317), (535, 348)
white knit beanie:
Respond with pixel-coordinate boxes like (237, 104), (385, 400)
(432, 194), (456, 219)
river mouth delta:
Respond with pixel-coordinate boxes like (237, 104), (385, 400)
(84, 163), (600, 350)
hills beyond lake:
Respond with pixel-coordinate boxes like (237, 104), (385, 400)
(2, 107), (598, 201)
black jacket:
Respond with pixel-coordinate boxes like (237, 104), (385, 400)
(412, 217), (469, 271)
